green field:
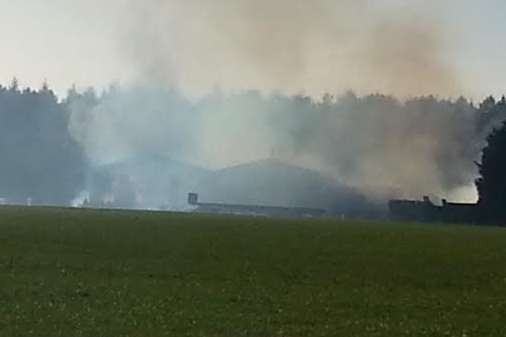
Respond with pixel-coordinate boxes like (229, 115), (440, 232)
(1, 207), (506, 336)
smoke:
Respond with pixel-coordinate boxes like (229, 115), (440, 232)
(71, 190), (90, 208)
(120, 0), (461, 98)
(68, 85), (197, 166)
(193, 92), (480, 201)
(292, 94), (480, 201)
(68, 87), (482, 206)
(65, 0), (482, 209)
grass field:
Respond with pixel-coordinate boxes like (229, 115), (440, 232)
(1, 207), (506, 336)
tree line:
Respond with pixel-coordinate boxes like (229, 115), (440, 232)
(0, 80), (85, 204)
(1, 79), (506, 222)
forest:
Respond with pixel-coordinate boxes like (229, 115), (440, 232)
(2, 78), (506, 221)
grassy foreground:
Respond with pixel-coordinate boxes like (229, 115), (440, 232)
(1, 207), (506, 336)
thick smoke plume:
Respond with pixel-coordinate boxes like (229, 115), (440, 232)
(65, 1), (483, 209)
(68, 87), (483, 207)
(121, 0), (460, 98)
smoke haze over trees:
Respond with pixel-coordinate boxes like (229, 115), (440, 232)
(66, 86), (487, 203)
(2, 80), (506, 212)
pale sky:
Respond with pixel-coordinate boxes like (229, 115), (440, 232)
(0, 0), (505, 99)
(0, 0), (130, 94)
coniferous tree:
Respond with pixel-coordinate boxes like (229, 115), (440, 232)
(476, 120), (506, 222)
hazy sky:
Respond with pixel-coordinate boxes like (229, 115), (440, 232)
(0, 0), (505, 99)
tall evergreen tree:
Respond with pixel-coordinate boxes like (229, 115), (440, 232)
(476, 120), (506, 222)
